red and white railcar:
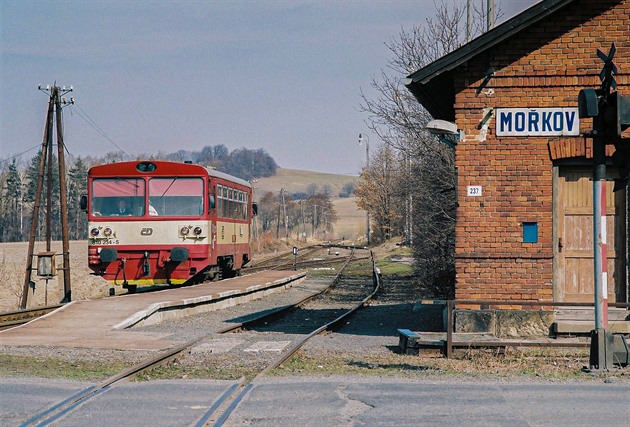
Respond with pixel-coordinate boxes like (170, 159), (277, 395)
(82, 160), (254, 291)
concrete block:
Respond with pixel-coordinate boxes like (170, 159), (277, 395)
(495, 310), (554, 338)
(455, 309), (495, 334)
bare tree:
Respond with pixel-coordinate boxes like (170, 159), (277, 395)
(355, 145), (404, 243)
(358, 0), (501, 297)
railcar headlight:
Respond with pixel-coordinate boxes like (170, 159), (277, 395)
(180, 226), (190, 236)
(90, 228), (100, 237)
(193, 226), (203, 235)
(103, 227), (113, 237)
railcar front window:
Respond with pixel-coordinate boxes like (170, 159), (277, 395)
(149, 177), (204, 217)
(91, 178), (146, 217)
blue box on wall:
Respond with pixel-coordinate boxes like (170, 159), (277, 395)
(522, 222), (538, 243)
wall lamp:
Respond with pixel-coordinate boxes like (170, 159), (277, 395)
(425, 119), (462, 148)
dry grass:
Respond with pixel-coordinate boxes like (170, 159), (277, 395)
(276, 347), (629, 382)
(255, 168), (366, 242)
(332, 197), (366, 242)
(0, 241), (111, 312)
(255, 168), (358, 197)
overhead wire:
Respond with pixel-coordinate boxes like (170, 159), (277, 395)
(68, 103), (128, 156)
(0, 144), (43, 167)
(2, 99), (128, 167)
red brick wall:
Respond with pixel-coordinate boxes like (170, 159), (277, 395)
(452, 0), (628, 301)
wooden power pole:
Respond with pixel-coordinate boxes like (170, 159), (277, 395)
(20, 84), (74, 309)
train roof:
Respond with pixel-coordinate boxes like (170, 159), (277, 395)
(88, 160), (252, 188)
(206, 168), (251, 188)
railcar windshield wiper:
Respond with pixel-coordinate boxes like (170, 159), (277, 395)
(159, 177), (178, 198)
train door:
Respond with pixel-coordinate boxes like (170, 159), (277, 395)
(209, 184), (218, 257)
(555, 166), (626, 302)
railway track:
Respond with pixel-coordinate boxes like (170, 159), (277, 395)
(18, 251), (380, 427)
(0, 248), (358, 332)
(244, 242), (366, 271)
(196, 252), (380, 427)
(243, 244), (326, 273)
(0, 305), (63, 331)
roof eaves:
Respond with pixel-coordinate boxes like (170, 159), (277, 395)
(405, 0), (576, 86)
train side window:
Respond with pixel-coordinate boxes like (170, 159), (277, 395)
(238, 191), (244, 219)
(244, 192), (248, 219)
(233, 191), (238, 219)
(217, 185), (222, 217)
(224, 188), (229, 218)
(209, 193), (216, 210)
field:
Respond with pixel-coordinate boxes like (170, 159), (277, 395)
(256, 167), (366, 242)
(331, 197), (366, 242)
(0, 241), (111, 312)
(254, 168), (358, 197)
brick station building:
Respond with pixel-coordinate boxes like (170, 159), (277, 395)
(405, 0), (629, 305)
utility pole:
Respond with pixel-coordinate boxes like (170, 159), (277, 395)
(358, 133), (370, 245)
(409, 153), (413, 245)
(466, 0), (472, 42)
(486, 0), (494, 32)
(276, 189), (282, 239)
(281, 188), (288, 242)
(302, 200), (307, 242)
(20, 84), (74, 309)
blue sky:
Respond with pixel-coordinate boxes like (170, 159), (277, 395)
(1, 0), (535, 175)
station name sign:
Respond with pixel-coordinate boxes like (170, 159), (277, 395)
(496, 108), (579, 136)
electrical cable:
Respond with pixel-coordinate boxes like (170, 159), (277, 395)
(0, 144), (43, 167)
(68, 103), (128, 156)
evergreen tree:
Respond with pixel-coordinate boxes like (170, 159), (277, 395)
(2, 160), (24, 241)
(67, 157), (88, 239)
(24, 150), (61, 241)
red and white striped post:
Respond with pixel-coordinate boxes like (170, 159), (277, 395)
(593, 172), (608, 330)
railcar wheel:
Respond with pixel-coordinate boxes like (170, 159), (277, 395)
(203, 267), (220, 282)
(126, 285), (137, 294)
(221, 268), (237, 279)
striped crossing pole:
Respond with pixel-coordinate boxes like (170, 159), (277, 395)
(581, 43), (619, 370)
(592, 171), (607, 330)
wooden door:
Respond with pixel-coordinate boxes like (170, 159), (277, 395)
(556, 167), (626, 302)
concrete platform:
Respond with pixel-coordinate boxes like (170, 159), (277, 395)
(553, 320), (630, 334)
(553, 308), (630, 335)
(0, 271), (305, 351)
(398, 330), (590, 355)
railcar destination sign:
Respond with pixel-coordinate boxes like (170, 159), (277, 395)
(496, 107), (579, 136)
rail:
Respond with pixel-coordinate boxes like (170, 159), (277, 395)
(216, 249), (356, 334)
(445, 299), (630, 358)
(19, 250), (379, 426)
(0, 305), (63, 331)
(203, 250), (381, 426)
